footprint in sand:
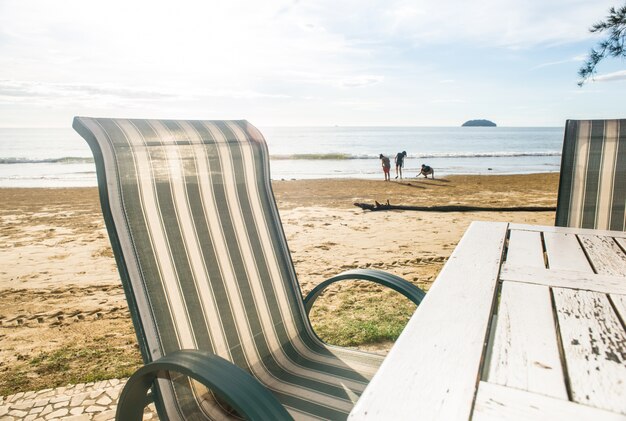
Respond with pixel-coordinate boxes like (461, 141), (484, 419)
(48, 253), (70, 260)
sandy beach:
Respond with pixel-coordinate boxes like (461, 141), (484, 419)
(0, 173), (559, 395)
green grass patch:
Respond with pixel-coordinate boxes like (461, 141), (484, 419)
(0, 284), (421, 397)
(308, 286), (417, 347)
(0, 338), (142, 397)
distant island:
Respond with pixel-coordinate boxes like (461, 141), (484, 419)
(462, 119), (497, 127)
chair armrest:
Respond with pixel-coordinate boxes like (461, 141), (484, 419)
(117, 349), (292, 421)
(303, 268), (425, 317)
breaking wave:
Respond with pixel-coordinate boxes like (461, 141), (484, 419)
(0, 157), (94, 164)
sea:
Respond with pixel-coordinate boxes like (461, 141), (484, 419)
(0, 126), (564, 187)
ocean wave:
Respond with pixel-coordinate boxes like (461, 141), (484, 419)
(413, 151), (562, 159)
(0, 157), (94, 164)
(270, 153), (355, 160)
(269, 151), (561, 160)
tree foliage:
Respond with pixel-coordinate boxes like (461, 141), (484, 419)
(578, 4), (626, 86)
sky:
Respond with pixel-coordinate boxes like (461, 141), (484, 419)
(0, 0), (624, 127)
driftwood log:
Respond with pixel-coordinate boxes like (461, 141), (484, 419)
(354, 200), (555, 212)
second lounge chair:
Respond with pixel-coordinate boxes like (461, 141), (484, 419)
(556, 119), (626, 231)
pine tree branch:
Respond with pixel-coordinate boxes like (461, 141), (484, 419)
(578, 4), (626, 86)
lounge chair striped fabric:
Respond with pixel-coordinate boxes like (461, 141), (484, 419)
(556, 119), (626, 231)
(74, 118), (416, 420)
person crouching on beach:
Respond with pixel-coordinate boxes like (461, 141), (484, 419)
(379, 154), (391, 181)
(395, 151), (407, 179)
(418, 164), (435, 179)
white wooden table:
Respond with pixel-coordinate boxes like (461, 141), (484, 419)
(349, 221), (626, 420)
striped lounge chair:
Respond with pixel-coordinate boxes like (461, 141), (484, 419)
(73, 117), (425, 421)
(556, 119), (626, 231)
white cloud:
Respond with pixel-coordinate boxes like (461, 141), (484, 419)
(0, 0), (364, 90)
(532, 55), (586, 70)
(431, 98), (466, 104)
(591, 70), (626, 83)
(0, 80), (297, 106)
(266, 71), (384, 88)
(0, 80), (175, 99)
(333, 99), (382, 110)
(377, 0), (616, 48)
(339, 75), (384, 88)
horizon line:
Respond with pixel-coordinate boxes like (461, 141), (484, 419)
(0, 124), (566, 129)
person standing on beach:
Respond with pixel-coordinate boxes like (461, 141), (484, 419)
(395, 151), (407, 179)
(379, 154), (391, 181)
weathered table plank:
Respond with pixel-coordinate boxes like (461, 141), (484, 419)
(486, 282), (567, 398)
(615, 237), (626, 253)
(611, 294), (626, 324)
(348, 221), (508, 421)
(506, 230), (545, 268)
(473, 381), (626, 421)
(578, 235), (626, 276)
(543, 231), (593, 272)
(508, 223), (626, 238)
(553, 288), (626, 414)
(499, 265), (626, 295)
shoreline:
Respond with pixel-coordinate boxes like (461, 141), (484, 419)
(0, 160), (562, 189)
(0, 170), (560, 188)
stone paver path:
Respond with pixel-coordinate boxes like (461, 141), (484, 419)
(0, 379), (158, 420)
